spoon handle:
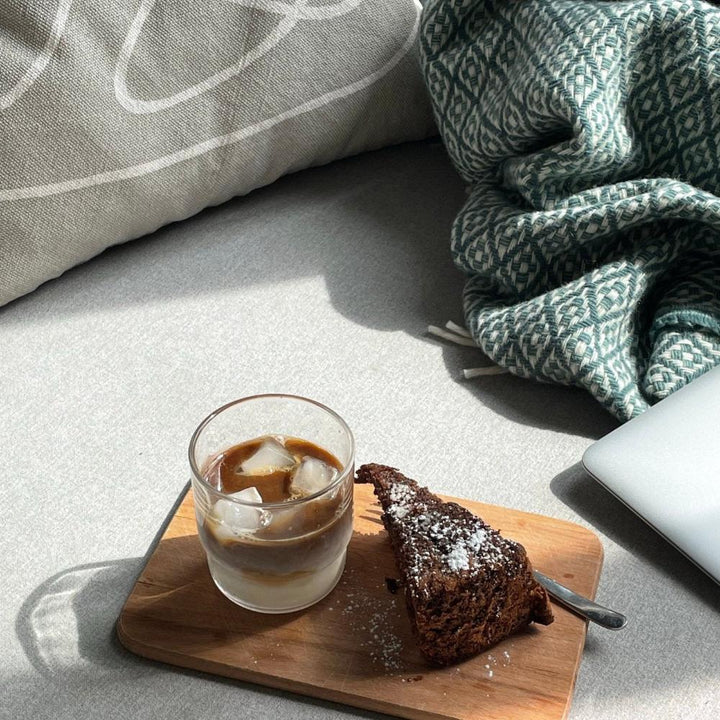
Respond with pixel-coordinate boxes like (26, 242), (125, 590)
(533, 571), (627, 630)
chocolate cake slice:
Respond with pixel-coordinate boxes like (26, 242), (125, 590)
(356, 463), (553, 665)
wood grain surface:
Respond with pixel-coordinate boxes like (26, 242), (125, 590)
(117, 484), (604, 720)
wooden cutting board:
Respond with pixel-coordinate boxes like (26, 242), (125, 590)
(117, 484), (604, 720)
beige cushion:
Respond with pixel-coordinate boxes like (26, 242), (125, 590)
(0, 0), (435, 306)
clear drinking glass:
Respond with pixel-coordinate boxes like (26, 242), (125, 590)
(189, 394), (355, 613)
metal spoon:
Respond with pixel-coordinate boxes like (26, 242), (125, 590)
(534, 571), (627, 630)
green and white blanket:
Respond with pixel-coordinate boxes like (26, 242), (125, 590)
(420, 0), (720, 421)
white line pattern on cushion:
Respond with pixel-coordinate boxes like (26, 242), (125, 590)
(227, 0), (366, 20)
(0, 0), (73, 111)
(115, 0), (368, 114)
(0, 2), (420, 202)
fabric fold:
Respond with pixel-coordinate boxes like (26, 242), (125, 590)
(421, 0), (720, 420)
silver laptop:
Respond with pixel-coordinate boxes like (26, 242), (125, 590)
(582, 364), (720, 586)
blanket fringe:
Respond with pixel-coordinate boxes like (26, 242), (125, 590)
(463, 366), (509, 378)
(427, 321), (509, 378)
(444, 320), (471, 338)
(427, 323), (476, 347)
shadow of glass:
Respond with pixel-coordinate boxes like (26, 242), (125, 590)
(15, 482), (190, 681)
(15, 558), (155, 680)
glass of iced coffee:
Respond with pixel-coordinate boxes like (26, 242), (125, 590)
(189, 394), (355, 613)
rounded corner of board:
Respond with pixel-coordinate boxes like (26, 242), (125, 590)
(115, 613), (143, 657)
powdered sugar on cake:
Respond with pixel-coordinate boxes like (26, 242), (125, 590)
(383, 478), (518, 583)
(387, 483), (414, 519)
(444, 545), (470, 571)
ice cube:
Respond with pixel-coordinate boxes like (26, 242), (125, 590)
(229, 486), (263, 504)
(240, 438), (296, 475)
(290, 456), (337, 496)
(210, 486), (268, 541)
